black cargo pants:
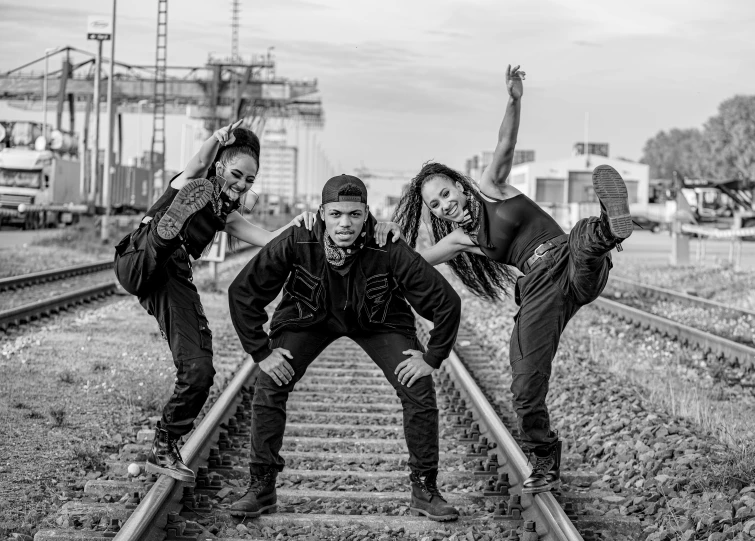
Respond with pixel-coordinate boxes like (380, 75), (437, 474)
(249, 330), (439, 475)
(114, 218), (215, 437)
(511, 216), (615, 454)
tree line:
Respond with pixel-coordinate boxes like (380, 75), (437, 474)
(641, 95), (755, 181)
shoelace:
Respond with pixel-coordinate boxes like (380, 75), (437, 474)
(414, 473), (444, 499)
(531, 455), (553, 474)
(246, 471), (276, 495)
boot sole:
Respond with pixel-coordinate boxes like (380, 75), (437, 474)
(157, 178), (214, 240)
(145, 461), (195, 483)
(522, 480), (556, 494)
(409, 507), (459, 522)
(229, 503), (277, 518)
(592, 165), (633, 241)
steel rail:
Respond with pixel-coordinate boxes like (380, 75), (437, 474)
(114, 359), (259, 541)
(608, 275), (755, 319)
(593, 296), (755, 366)
(437, 332), (583, 541)
(0, 282), (116, 330)
(0, 260), (113, 292)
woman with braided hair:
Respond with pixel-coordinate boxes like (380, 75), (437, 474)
(393, 65), (633, 494)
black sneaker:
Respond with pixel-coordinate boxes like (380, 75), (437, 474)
(409, 470), (459, 522)
(157, 178), (214, 240)
(522, 446), (558, 494)
(145, 422), (195, 483)
(229, 468), (278, 518)
(592, 165), (632, 250)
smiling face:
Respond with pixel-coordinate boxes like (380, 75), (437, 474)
(421, 174), (468, 223)
(216, 154), (259, 201)
(320, 201), (368, 247)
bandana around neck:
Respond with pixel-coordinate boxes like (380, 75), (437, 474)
(324, 231), (367, 268)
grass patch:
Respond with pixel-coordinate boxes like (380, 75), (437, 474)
(58, 370), (75, 384)
(13, 401), (30, 409)
(91, 361), (109, 372)
(49, 407), (66, 427)
(587, 321), (755, 450)
(27, 410), (44, 419)
(72, 442), (104, 470)
(689, 444), (755, 492)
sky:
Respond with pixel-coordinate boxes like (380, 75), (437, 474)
(0, 0), (753, 180)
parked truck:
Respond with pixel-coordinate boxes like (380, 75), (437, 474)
(0, 120), (157, 228)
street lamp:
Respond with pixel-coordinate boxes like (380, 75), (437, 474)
(42, 46), (63, 141)
(136, 99), (148, 167)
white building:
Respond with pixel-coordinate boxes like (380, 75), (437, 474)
(255, 128), (298, 206)
(467, 149), (650, 230)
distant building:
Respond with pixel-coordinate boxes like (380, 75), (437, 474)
(465, 146), (649, 230)
(465, 150), (535, 179)
(507, 154), (649, 229)
(255, 128), (298, 209)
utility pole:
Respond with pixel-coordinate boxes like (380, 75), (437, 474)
(86, 15), (112, 205)
(101, 0), (117, 241)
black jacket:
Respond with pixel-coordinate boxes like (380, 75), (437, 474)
(228, 215), (461, 368)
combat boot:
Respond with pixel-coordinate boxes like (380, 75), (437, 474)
(592, 164), (633, 250)
(157, 178), (215, 240)
(409, 470), (459, 522)
(545, 440), (562, 489)
(522, 444), (558, 494)
(229, 467), (278, 518)
(145, 422), (195, 482)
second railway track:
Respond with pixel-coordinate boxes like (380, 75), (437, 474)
(598, 275), (755, 370)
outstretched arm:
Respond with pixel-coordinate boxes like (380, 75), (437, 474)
(479, 65), (525, 194)
(418, 227), (483, 266)
(170, 119), (244, 190)
(225, 210), (316, 247)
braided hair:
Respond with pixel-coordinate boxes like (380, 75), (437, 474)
(392, 162), (517, 301)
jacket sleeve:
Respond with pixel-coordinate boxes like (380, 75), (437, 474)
(389, 240), (461, 368)
(228, 228), (295, 362)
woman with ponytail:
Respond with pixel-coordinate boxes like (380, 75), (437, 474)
(114, 120), (317, 482)
(393, 65), (633, 494)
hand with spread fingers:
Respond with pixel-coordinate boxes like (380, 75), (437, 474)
(395, 349), (435, 387)
(214, 119), (245, 146)
(259, 348), (295, 386)
(506, 64), (526, 101)
(374, 221), (403, 247)
(290, 211), (317, 231)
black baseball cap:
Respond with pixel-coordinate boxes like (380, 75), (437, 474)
(321, 174), (367, 205)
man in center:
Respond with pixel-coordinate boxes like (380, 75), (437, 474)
(228, 174), (462, 522)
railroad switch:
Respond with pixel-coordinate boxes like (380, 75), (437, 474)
(484, 473), (511, 496)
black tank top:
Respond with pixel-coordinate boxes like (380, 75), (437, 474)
(475, 192), (564, 271)
(145, 174), (240, 259)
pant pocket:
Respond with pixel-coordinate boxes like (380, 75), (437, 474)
(509, 311), (524, 363)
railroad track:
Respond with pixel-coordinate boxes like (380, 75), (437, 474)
(0, 282), (118, 331)
(0, 246), (258, 333)
(598, 276), (755, 368)
(0, 261), (113, 292)
(31, 315), (652, 541)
